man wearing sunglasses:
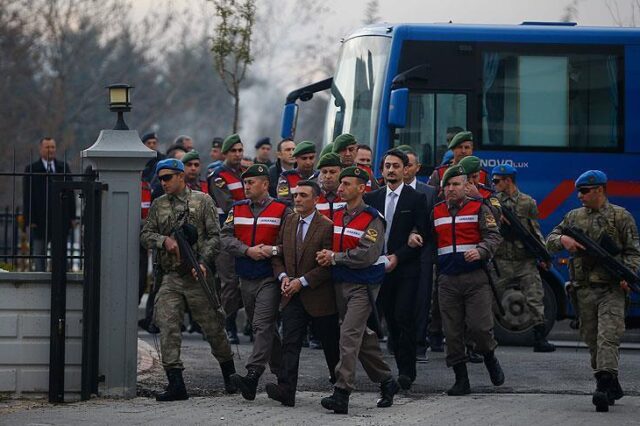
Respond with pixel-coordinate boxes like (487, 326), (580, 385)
(546, 170), (640, 413)
(141, 158), (236, 401)
(491, 164), (556, 353)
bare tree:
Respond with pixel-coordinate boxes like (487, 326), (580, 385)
(607, 0), (640, 26)
(363, 0), (381, 25)
(209, 0), (256, 133)
(561, 0), (583, 22)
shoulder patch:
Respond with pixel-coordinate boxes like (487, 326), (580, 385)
(364, 228), (378, 242)
(490, 197), (501, 208)
(214, 177), (226, 188)
(486, 213), (497, 228)
(225, 211), (234, 224)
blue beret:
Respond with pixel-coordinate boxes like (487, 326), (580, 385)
(441, 150), (454, 165)
(575, 170), (607, 187)
(155, 158), (184, 175)
(255, 137), (271, 149)
(492, 164), (517, 176)
(141, 132), (157, 143)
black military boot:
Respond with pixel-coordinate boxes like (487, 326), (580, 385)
(219, 359), (237, 394)
(377, 377), (399, 407)
(593, 371), (613, 412)
(533, 324), (556, 353)
(447, 363), (471, 396)
(483, 351), (505, 386)
(265, 382), (295, 407)
(231, 369), (261, 401)
(225, 314), (239, 344)
(156, 368), (189, 402)
(321, 387), (350, 414)
(607, 375), (624, 405)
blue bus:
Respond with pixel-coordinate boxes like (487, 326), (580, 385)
(280, 22), (640, 344)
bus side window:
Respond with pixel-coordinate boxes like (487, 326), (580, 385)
(394, 92), (467, 174)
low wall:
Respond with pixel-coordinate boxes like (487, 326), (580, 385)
(0, 272), (83, 398)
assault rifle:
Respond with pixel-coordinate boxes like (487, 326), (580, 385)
(500, 206), (552, 262)
(173, 224), (220, 309)
(563, 226), (640, 294)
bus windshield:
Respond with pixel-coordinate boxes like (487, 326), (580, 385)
(323, 36), (391, 147)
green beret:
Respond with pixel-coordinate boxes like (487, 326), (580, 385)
(292, 140), (316, 157)
(241, 163), (270, 180)
(181, 150), (200, 164)
(339, 166), (369, 183)
(222, 133), (242, 153)
(332, 133), (357, 153)
(396, 145), (416, 155)
(441, 164), (466, 186)
(317, 153), (342, 169)
(448, 131), (473, 149)
(458, 155), (481, 174)
(320, 143), (334, 158)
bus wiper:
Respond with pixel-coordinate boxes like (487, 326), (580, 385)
(391, 64), (430, 89)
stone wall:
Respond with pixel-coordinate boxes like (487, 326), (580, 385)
(0, 272), (83, 397)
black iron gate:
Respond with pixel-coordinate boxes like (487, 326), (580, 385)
(48, 178), (103, 403)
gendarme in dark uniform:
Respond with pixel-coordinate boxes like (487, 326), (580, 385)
(432, 165), (504, 396)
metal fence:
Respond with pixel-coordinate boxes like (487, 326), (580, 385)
(0, 151), (97, 273)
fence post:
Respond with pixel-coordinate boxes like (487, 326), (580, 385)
(81, 130), (154, 398)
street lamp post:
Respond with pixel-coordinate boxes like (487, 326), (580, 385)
(81, 83), (155, 398)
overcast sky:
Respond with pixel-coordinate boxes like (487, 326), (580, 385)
(132, 0), (626, 33)
(129, 0), (632, 147)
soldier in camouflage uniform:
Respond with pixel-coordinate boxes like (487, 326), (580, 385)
(546, 170), (640, 412)
(491, 164), (555, 353)
(141, 158), (236, 401)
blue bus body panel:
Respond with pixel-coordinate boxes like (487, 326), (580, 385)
(362, 23), (640, 318)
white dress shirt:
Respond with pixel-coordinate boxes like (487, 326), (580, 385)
(278, 211), (316, 287)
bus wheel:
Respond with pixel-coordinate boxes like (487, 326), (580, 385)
(494, 279), (557, 346)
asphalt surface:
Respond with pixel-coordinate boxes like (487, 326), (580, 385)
(3, 310), (640, 425)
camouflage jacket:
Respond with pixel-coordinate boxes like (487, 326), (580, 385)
(495, 189), (545, 261)
(140, 187), (220, 273)
(546, 201), (640, 284)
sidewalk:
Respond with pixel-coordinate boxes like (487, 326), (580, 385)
(2, 392), (639, 425)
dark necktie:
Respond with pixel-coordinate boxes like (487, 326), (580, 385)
(47, 162), (53, 173)
(296, 218), (304, 263)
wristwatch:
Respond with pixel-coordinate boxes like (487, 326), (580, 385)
(271, 245), (278, 256)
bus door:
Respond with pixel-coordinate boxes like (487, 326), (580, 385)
(392, 91), (468, 177)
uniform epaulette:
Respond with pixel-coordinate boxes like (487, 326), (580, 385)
(232, 199), (250, 207)
(434, 199), (447, 208)
(364, 205), (383, 219)
(271, 198), (290, 207)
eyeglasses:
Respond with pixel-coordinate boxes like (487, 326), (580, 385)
(492, 178), (503, 185)
(578, 186), (597, 194)
(158, 173), (178, 182)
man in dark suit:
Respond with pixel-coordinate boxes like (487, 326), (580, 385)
(364, 149), (427, 391)
(23, 137), (75, 271)
(400, 147), (437, 363)
(266, 180), (340, 407)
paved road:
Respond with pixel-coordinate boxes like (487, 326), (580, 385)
(3, 314), (640, 425)
(3, 392), (640, 425)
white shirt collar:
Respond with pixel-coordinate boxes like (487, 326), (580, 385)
(42, 159), (54, 171)
(408, 178), (417, 189)
(385, 182), (404, 198)
(300, 210), (315, 224)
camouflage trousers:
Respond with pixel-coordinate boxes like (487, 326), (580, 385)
(495, 258), (545, 325)
(154, 271), (233, 370)
(215, 251), (243, 317)
(576, 284), (626, 375)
